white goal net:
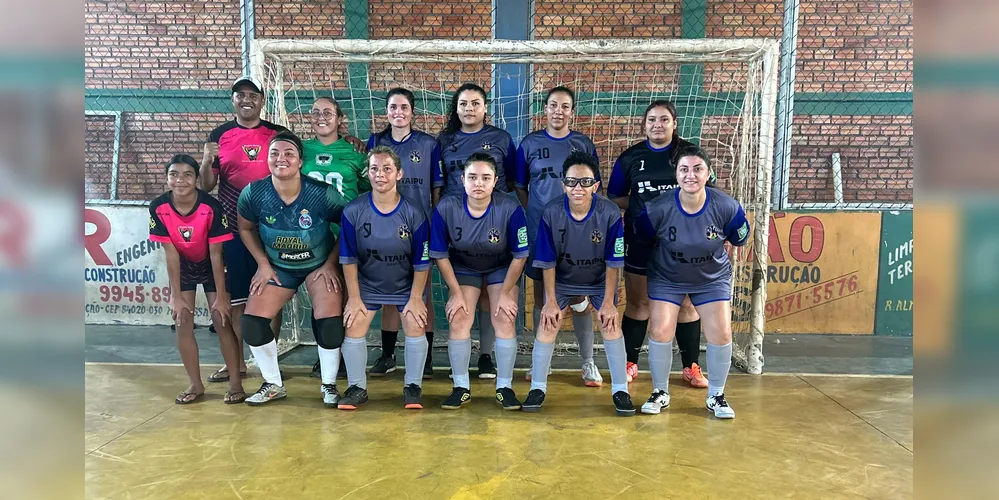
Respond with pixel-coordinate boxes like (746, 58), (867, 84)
(251, 38), (777, 374)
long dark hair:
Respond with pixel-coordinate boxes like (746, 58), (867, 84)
(375, 87), (417, 142)
(444, 83), (487, 134)
(643, 99), (680, 145)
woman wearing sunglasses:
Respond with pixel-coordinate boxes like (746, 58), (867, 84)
(526, 152), (634, 416)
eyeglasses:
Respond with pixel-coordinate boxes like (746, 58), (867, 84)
(310, 109), (336, 120)
(562, 177), (598, 188)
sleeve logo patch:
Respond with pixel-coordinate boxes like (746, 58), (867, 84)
(221, 214), (229, 229)
(422, 241), (429, 260)
(737, 222), (749, 240)
(517, 226), (528, 247)
(614, 237), (624, 258)
(148, 216), (156, 230)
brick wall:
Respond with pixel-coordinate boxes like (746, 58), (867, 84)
(85, 0), (242, 89)
(85, 0), (912, 204)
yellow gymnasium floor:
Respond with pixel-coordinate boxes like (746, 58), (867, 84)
(85, 364), (911, 499)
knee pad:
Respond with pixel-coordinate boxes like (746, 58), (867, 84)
(241, 314), (274, 347)
(314, 316), (345, 350)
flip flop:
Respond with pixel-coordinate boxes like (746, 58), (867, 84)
(175, 391), (204, 405)
(207, 368), (248, 383)
(223, 391), (247, 404)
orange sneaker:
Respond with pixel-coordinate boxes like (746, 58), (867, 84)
(682, 362), (709, 388)
(626, 361), (639, 383)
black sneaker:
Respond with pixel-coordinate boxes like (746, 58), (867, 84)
(440, 387), (471, 410)
(423, 353), (434, 379)
(612, 391), (636, 416)
(310, 360), (321, 379)
(369, 354), (397, 377)
(477, 353), (497, 379)
(521, 389), (546, 412)
(495, 387), (521, 411)
(403, 383), (423, 409)
(337, 385), (368, 410)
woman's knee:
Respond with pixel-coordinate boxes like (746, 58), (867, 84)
(449, 311), (474, 340)
(706, 323), (732, 345)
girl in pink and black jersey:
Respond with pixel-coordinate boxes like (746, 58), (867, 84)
(149, 154), (245, 404)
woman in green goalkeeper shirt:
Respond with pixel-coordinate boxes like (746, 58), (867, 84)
(302, 97), (370, 203)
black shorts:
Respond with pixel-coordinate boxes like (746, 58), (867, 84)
(223, 234), (258, 306)
(180, 258), (217, 293)
(623, 223), (651, 276)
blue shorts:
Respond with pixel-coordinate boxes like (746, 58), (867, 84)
(647, 279), (731, 306)
(623, 224), (651, 276)
(268, 264), (321, 291)
(223, 235), (257, 306)
(360, 285), (429, 311)
(455, 267), (508, 287)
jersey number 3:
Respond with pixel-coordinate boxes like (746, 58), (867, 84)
(454, 226), (463, 242)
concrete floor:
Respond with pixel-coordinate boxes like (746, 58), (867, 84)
(85, 363), (911, 499)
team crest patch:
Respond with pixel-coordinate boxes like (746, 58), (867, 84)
(398, 224), (412, 240)
(178, 226), (194, 242)
(737, 221), (749, 241)
(243, 145), (261, 161)
(487, 228), (501, 244)
(705, 224), (722, 240)
(517, 226), (528, 247)
(315, 153), (333, 167)
(299, 209), (313, 229)
(591, 230), (603, 244)
(481, 143), (492, 151)
(410, 151), (422, 163)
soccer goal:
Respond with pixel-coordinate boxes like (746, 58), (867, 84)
(250, 38), (777, 374)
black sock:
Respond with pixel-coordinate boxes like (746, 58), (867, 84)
(621, 315), (649, 364)
(425, 331), (434, 360)
(382, 330), (398, 357)
(676, 319), (702, 368)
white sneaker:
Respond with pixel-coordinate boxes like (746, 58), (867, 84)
(321, 383), (340, 407)
(706, 394), (735, 419)
(245, 382), (287, 406)
(641, 389), (670, 414)
(524, 363), (553, 382)
(582, 361), (603, 387)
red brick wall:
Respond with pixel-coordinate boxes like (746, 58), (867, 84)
(85, 0), (912, 204)
(789, 115), (913, 203)
(85, 0), (242, 89)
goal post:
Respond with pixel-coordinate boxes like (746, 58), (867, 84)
(250, 38), (777, 374)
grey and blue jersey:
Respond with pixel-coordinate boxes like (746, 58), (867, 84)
(515, 129), (600, 249)
(438, 125), (517, 196)
(340, 193), (431, 304)
(635, 187), (750, 291)
(367, 130), (443, 217)
(236, 175), (347, 271)
(429, 192), (529, 277)
(533, 194), (625, 303)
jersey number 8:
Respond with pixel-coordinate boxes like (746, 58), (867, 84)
(307, 171), (345, 195)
